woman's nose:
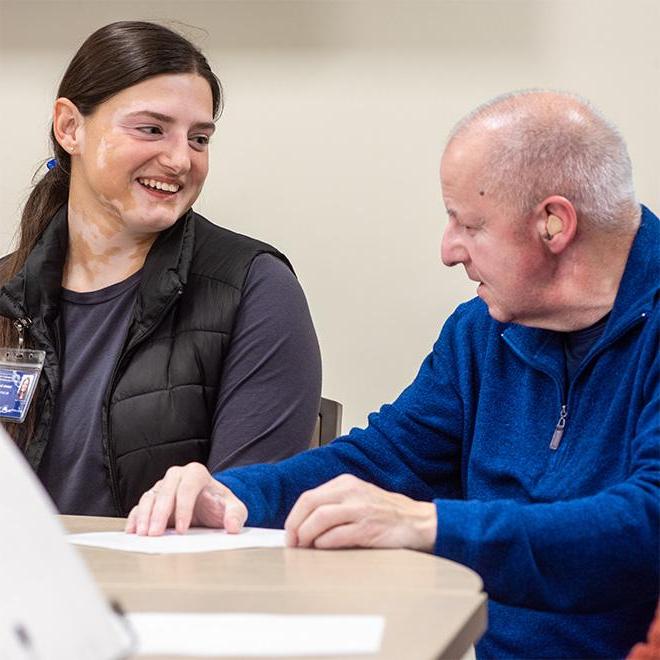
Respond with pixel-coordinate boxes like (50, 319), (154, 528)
(158, 135), (191, 175)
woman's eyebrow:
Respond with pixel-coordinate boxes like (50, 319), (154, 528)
(125, 110), (216, 133)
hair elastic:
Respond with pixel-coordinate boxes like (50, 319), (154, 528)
(46, 159), (57, 170)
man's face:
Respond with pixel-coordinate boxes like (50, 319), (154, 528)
(440, 137), (552, 326)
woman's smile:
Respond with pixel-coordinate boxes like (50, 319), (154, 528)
(67, 73), (214, 236)
(136, 177), (182, 194)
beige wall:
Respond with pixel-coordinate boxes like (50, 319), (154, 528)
(1, 0), (658, 432)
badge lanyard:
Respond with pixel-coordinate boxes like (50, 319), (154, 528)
(0, 319), (45, 423)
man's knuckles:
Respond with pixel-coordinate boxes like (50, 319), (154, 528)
(331, 473), (364, 491)
(309, 503), (343, 530)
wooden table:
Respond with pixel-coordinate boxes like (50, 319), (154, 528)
(63, 515), (487, 660)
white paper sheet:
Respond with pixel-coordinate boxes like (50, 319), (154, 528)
(128, 612), (385, 656)
(68, 527), (286, 554)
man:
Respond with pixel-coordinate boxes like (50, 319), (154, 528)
(127, 91), (659, 658)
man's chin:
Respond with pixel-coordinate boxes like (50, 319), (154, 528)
(483, 300), (514, 324)
(487, 308), (511, 323)
(476, 287), (509, 322)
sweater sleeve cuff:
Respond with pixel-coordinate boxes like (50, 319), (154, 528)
(214, 473), (269, 528)
(433, 498), (482, 567)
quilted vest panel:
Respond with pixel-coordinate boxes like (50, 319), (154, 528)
(108, 214), (290, 514)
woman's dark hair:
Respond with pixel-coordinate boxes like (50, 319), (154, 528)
(2, 21), (222, 447)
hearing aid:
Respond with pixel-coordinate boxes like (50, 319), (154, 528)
(544, 214), (562, 240)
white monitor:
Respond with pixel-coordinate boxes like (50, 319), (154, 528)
(0, 426), (132, 660)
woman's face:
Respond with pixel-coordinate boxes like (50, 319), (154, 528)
(66, 73), (215, 236)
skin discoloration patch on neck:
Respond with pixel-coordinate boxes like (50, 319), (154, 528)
(63, 202), (157, 292)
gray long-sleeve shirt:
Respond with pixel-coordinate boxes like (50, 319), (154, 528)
(38, 254), (321, 515)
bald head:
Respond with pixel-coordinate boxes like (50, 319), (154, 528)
(444, 90), (639, 232)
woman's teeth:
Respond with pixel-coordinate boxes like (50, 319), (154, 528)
(138, 178), (180, 193)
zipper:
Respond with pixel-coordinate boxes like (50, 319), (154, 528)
(501, 333), (569, 454)
(548, 312), (648, 453)
(503, 311), (649, 456)
(13, 317), (32, 352)
(103, 287), (184, 515)
(549, 404), (568, 450)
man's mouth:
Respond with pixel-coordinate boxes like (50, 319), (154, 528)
(137, 177), (181, 194)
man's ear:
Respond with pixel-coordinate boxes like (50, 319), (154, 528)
(535, 196), (577, 254)
(53, 98), (84, 155)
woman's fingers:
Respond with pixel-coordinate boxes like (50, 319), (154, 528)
(126, 463), (240, 536)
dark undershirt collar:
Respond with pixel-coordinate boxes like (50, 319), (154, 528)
(61, 269), (143, 305)
(562, 313), (611, 382)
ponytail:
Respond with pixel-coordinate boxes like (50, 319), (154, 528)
(0, 143), (70, 448)
(2, 138), (70, 281)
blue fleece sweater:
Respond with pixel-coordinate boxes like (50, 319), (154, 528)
(216, 206), (659, 659)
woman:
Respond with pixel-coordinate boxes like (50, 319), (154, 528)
(0, 21), (321, 517)
(17, 375), (32, 401)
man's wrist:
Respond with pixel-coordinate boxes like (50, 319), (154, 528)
(410, 500), (438, 553)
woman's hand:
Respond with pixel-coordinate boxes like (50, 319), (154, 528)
(124, 462), (247, 537)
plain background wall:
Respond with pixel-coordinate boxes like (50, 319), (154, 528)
(0, 0), (658, 433)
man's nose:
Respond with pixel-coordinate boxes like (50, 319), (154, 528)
(440, 222), (468, 267)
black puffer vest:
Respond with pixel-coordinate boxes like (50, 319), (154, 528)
(0, 207), (292, 515)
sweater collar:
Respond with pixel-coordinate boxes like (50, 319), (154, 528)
(502, 205), (659, 373)
(603, 205), (659, 338)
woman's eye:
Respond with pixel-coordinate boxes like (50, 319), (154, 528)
(190, 135), (210, 147)
(137, 126), (162, 136)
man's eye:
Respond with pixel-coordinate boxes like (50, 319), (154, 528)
(137, 126), (162, 135)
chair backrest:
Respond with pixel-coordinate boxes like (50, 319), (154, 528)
(310, 397), (343, 448)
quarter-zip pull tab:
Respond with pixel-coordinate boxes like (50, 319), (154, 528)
(549, 404), (568, 450)
(13, 317), (32, 352)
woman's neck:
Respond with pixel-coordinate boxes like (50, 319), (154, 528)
(62, 202), (157, 292)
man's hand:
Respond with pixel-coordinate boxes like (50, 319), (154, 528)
(284, 474), (437, 552)
(124, 462), (248, 537)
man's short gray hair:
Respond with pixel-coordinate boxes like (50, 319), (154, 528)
(448, 90), (638, 232)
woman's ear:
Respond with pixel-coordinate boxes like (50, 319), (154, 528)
(53, 98), (84, 155)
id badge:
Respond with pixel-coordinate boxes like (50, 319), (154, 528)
(0, 348), (45, 423)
